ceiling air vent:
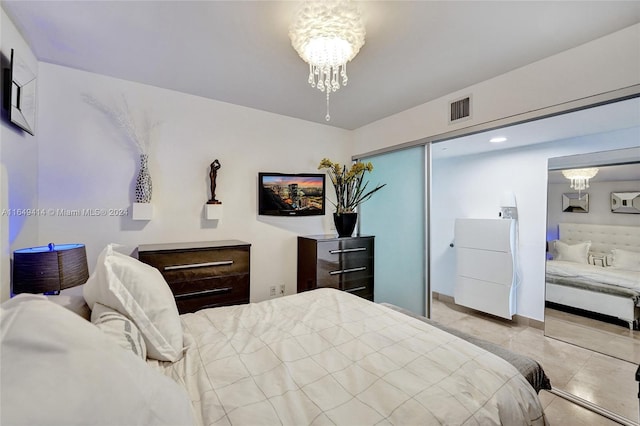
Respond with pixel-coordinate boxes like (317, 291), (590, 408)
(449, 95), (472, 123)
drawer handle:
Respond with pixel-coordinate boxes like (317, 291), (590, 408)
(164, 260), (233, 271)
(329, 247), (367, 254)
(175, 287), (233, 299)
(329, 266), (367, 275)
(345, 286), (367, 293)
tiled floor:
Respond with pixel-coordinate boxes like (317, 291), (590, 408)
(545, 306), (640, 364)
(431, 299), (639, 426)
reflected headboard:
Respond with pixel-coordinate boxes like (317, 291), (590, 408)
(559, 222), (640, 257)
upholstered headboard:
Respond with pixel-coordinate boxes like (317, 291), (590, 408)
(559, 222), (640, 257)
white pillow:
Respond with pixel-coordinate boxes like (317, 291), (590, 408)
(554, 240), (591, 264)
(0, 294), (195, 426)
(92, 302), (147, 361)
(83, 244), (183, 361)
(611, 248), (640, 272)
(46, 285), (91, 320)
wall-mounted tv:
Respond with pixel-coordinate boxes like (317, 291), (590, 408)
(258, 173), (326, 216)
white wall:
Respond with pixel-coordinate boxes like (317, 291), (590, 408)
(1, 8), (39, 302)
(28, 63), (352, 303)
(351, 23), (639, 322)
(431, 127), (639, 321)
(352, 24), (640, 156)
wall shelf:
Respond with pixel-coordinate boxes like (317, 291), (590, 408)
(132, 203), (153, 221)
(205, 204), (223, 220)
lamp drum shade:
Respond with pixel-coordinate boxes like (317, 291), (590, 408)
(12, 244), (89, 294)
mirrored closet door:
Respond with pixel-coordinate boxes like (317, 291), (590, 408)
(425, 96), (639, 423)
(545, 148), (640, 364)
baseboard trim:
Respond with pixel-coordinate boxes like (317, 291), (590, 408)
(432, 291), (544, 330)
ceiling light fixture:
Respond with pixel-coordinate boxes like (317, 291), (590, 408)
(562, 167), (599, 192)
(489, 137), (507, 143)
(289, 0), (365, 122)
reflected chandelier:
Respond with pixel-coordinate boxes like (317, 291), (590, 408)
(289, 0), (365, 121)
(562, 168), (599, 192)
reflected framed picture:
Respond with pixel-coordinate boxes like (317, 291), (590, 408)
(3, 49), (36, 135)
(611, 191), (640, 214)
(562, 193), (588, 213)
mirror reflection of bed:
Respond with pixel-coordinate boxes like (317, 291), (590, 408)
(545, 158), (640, 364)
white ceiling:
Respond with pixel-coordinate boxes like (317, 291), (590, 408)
(432, 97), (640, 160)
(2, 0), (639, 130)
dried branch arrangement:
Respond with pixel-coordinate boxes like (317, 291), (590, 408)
(83, 93), (160, 155)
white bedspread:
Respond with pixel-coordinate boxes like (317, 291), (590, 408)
(546, 260), (640, 292)
(149, 288), (546, 425)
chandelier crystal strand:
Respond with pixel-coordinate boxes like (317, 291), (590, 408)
(289, 0), (365, 121)
(326, 90), (331, 121)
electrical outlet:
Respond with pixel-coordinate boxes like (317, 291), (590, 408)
(269, 286), (276, 297)
(279, 284), (285, 296)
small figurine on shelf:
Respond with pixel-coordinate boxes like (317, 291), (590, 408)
(207, 159), (222, 204)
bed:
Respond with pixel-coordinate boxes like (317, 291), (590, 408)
(2, 244), (549, 425)
(546, 222), (640, 329)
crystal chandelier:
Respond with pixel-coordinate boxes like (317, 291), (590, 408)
(289, 0), (365, 121)
(562, 168), (599, 192)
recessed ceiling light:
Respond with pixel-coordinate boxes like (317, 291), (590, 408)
(489, 137), (507, 143)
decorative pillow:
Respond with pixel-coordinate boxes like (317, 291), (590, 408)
(92, 302), (147, 361)
(83, 244), (183, 362)
(0, 294), (195, 426)
(611, 248), (640, 272)
(554, 240), (591, 264)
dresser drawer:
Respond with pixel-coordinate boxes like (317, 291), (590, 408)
(343, 284), (373, 301)
(317, 260), (372, 288)
(173, 275), (249, 313)
(176, 293), (247, 314)
(316, 239), (372, 264)
(168, 274), (249, 299)
(138, 240), (251, 314)
(139, 247), (249, 283)
(316, 239), (372, 289)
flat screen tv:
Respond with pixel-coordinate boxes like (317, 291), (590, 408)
(258, 173), (326, 216)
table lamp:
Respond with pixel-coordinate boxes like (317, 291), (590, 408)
(12, 243), (89, 295)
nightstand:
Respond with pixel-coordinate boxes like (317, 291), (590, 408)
(138, 240), (250, 314)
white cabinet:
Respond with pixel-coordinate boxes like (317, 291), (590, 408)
(454, 218), (517, 319)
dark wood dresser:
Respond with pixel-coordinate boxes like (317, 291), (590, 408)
(138, 240), (250, 314)
(297, 235), (374, 301)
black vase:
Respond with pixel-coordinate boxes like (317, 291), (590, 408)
(334, 212), (358, 237)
